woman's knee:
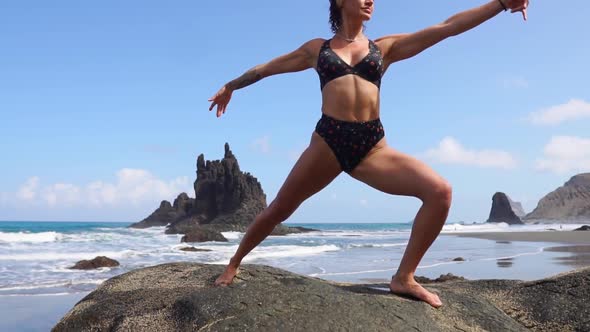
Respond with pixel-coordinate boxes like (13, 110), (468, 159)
(422, 180), (452, 208)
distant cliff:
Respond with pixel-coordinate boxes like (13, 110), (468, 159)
(524, 173), (590, 223)
(508, 196), (526, 218)
(130, 143), (314, 236)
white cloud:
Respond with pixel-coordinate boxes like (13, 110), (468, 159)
(502, 76), (529, 89)
(17, 176), (40, 201)
(535, 136), (590, 174)
(11, 169), (191, 208)
(423, 137), (517, 169)
(251, 136), (271, 154)
(43, 183), (81, 207)
(528, 99), (590, 125)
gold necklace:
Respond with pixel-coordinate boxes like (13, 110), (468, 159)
(336, 33), (366, 43)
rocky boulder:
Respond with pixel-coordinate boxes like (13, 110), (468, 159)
(180, 226), (228, 243)
(53, 263), (590, 332)
(270, 225), (319, 236)
(179, 247), (212, 252)
(69, 256), (120, 270)
(415, 273), (466, 283)
(486, 192), (524, 224)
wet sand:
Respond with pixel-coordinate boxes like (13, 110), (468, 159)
(543, 244), (590, 268)
(444, 231), (590, 244)
(443, 231), (590, 272)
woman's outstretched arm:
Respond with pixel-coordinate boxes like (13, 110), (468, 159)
(208, 38), (322, 117)
(376, 0), (529, 65)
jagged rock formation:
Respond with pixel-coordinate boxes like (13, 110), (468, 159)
(53, 263), (590, 332)
(131, 193), (194, 229)
(129, 143), (316, 236)
(69, 256), (120, 270)
(487, 192), (524, 224)
(525, 173), (590, 223)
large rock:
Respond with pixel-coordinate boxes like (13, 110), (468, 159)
(181, 226), (228, 243)
(486, 192), (524, 224)
(179, 247), (212, 252)
(525, 173), (590, 223)
(130, 193), (194, 229)
(457, 268), (590, 332)
(270, 225), (319, 236)
(69, 256), (120, 270)
(53, 263), (590, 332)
(130, 143), (314, 235)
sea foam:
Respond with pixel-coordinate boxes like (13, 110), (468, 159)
(0, 231), (63, 244)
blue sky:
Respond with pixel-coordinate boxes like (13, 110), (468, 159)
(1, 0), (589, 223)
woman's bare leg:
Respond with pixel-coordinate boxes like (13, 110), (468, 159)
(349, 141), (452, 308)
(214, 132), (342, 286)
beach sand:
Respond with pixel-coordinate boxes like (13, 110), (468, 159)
(444, 230), (590, 244)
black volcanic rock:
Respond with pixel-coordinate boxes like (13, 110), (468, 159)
(53, 263), (590, 332)
(180, 226), (228, 243)
(270, 225), (319, 236)
(486, 192), (524, 224)
(69, 256), (120, 270)
(525, 173), (590, 223)
(179, 247), (212, 252)
(574, 225), (590, 231)
(130, 193), (194, 229)
(130, 143), (313, 235)
(415, 273), (466, 283)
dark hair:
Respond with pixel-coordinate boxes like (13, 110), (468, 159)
(329, 0), (342, 33)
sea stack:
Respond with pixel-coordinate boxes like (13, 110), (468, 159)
(486, 192), (524, 224)
(129, 143), (316, 236)
(129, 143), (266, 232)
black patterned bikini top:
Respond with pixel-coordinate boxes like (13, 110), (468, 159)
(316, 38), (384, 90)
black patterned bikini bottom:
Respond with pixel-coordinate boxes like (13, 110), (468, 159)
(314, 113), (385, 173)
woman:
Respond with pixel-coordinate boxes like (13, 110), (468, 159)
(208, 0), (528, 308)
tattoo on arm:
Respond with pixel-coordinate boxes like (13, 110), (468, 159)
(226, 67), (263, 91)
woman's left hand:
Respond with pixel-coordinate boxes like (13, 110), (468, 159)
(505, 0), (530, 21)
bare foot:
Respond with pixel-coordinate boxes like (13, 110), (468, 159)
(389, 276), (442, 308)
(214, 265), (239, 287)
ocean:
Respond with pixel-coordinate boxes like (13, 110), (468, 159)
(1, 220), (588, 331)
(0, 220), (586, 297)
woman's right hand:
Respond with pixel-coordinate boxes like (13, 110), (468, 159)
(505, 0), (529, 21)
(208, 85), (233, 118)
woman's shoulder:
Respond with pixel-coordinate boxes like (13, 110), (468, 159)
(303, 38), (330, 48)
(298, 38), (330, 55)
